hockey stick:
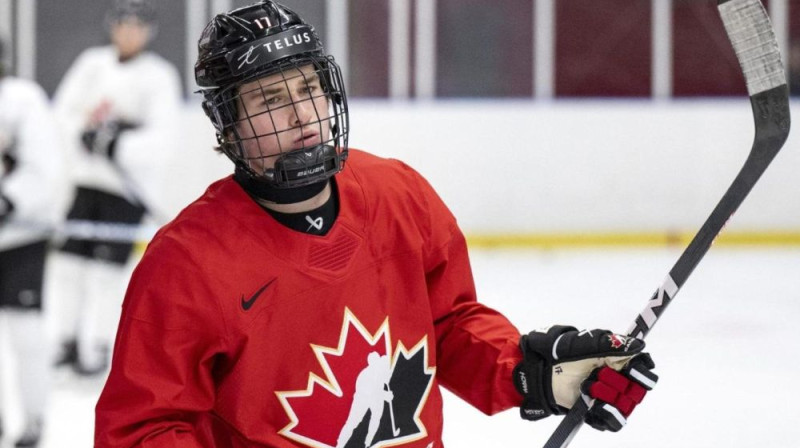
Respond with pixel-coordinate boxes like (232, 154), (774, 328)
(387, 384), (401, 436)
(4, 219), (158, 242)
(542, 1), (790, 447)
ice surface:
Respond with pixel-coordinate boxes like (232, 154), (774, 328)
(2, 247), (798, 447)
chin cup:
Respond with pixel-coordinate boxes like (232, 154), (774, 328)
(270, 144), (344, 188)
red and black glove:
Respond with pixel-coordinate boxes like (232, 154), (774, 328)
(513, 325), (657, 431)
(583, 352), (657, 431)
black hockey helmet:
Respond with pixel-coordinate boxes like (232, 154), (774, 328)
(195, 1), (349, 189)
(107, 0), (157, 25)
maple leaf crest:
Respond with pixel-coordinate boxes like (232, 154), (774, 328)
(608, 333), (629, 350)
(276, 308), (435, 448)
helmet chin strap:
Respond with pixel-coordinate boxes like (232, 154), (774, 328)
(234, 166), (329, 204)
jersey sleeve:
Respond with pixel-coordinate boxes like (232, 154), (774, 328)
(52, 48), (98, 145)
(2, 82), (66, 225)
(113, 59), (183, 220)
(405, 165), (524, 415)
(95, 238), (228, 448)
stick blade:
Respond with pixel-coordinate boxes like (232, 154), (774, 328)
(718, 0), (786, 96)
(539, 3), (790, 448)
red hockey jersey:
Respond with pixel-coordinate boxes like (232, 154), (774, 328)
(95, 149), (524, 448)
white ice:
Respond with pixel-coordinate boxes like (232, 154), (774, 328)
(1, 247), (798, 448)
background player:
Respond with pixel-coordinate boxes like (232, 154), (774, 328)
(95, 2), (659, 446)
(0, 37), (65, 448)
(48, 0), (182, 376)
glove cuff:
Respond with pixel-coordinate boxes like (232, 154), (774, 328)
(514, 334), (562, 421)
(623, 352), (659, 390)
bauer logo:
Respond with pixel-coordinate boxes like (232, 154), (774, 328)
(295, 164), (325, 178)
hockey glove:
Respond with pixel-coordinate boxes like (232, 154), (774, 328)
(80, 120), (137, 160)
(0, 192), (14, 224)
(513, 325), (655, 427)
(582, 352), (657, 431)
(2, 152), (16, 175)
(0, 128), (13, 171)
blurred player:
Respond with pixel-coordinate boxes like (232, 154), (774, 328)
(49, 0), (181, 376)
(0, 37), (65, 448)
(96, 2), (659, 446)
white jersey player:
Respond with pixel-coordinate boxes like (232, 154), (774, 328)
(0, 38), (65, 448)
(49, 0), (182, 376)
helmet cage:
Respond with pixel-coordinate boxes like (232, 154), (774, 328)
(205, 53), (349, 189)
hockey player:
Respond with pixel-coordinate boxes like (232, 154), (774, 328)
(49, 0), (182, 376)
(95, 2), (658, 447)
(0, 38), (65, 447)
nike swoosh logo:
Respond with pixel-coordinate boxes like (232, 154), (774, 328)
(241, 278), (276, 311)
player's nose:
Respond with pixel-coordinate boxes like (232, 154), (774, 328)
(291, 96), (316, 126)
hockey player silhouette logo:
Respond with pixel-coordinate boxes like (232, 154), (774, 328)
(276, 308), (435, 448)
(336, 352), (396, 447)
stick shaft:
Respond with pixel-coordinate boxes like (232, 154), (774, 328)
(542, 1), (790, 446)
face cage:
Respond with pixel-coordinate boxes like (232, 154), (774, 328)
(211, 55), (349, 189)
